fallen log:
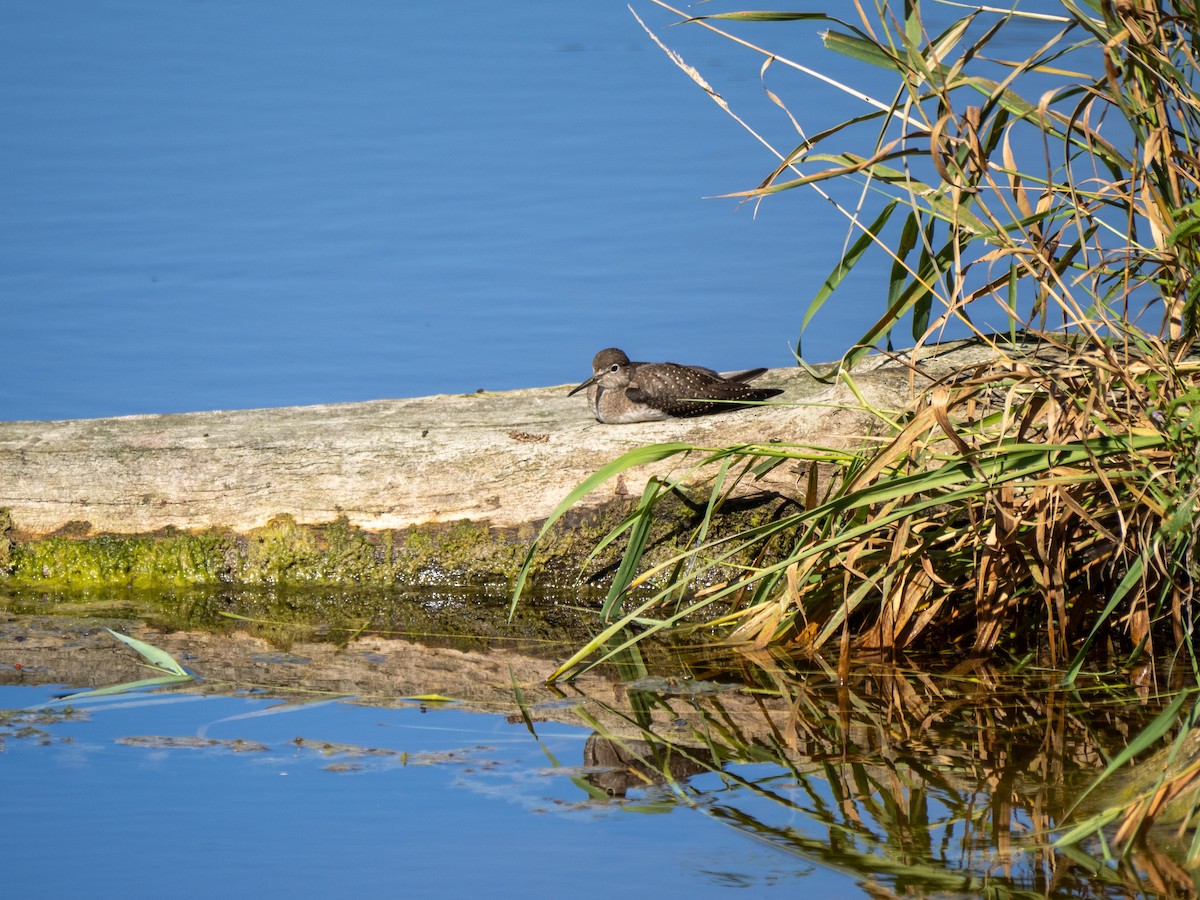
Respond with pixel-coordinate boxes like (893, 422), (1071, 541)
(0, 342), (998, 585)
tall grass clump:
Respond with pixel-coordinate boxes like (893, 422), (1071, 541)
(516, 0), (1200, 852)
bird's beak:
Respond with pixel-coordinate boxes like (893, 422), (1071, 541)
(568, 373), (599, 397)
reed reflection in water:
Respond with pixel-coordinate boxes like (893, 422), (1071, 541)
(557, 651), (1195, 899)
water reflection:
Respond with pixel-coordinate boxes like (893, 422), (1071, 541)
(561, 650), (1197, 898)
(0, 606), (1195, 898)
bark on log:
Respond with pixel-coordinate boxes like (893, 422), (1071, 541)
(0, 343), (993, 539)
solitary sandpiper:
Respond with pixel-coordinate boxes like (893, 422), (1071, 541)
(569, 348), (783, 424)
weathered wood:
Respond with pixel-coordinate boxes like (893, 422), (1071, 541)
(0, 344), (989, 538)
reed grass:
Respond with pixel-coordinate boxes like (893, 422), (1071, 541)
(514, 0), (1200, 863)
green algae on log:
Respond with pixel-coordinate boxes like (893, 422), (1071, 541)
(3, 515), (535, 588)
(0, 491), (794, 589)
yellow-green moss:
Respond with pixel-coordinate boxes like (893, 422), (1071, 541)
(241, 516), (322, 583)
(394, 519), (527, 583)
(13, 531), (235, 586)
(0, 497), (791, 591)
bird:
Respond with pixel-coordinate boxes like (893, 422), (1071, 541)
(568, 348), (783, 424)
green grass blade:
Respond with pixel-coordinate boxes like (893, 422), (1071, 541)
(509, 441), (694, 617)
(1062, 553), (1146, 685)
(801, 199), (900, 339)
(57, 674), (194, 701)
(1060, 689), (1198, 823)
(105, 628), (189, 677)
(599, 477), (663, 622)
(703, 12), (829, 23)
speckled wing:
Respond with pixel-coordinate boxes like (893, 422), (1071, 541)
(723, 367), (768, 383)
(625, 363), (782, 417)
(632, 361), (739, 381)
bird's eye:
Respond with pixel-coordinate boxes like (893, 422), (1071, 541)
(609, 364), (620, 373)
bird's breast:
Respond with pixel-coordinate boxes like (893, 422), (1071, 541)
(593, 384), (672, 424)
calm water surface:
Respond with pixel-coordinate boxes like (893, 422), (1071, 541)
(0, 685), (837, 898)
(2, 0), (883, 422)
(0, 606), (1191, 900)
(0, 2), (1093, 422)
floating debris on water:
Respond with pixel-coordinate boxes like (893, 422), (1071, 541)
(117, 735), (269, 752)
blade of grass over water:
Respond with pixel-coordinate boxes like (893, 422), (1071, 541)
(55, 629), (195, 700)
(105, 628), (189, 677)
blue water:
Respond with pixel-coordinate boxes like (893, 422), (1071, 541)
(2, 0), (889, 422)
(0, 1), (1101, 423)
(0, 684), (847, 898)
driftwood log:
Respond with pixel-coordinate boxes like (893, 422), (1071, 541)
(0, 343), (996, 541)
